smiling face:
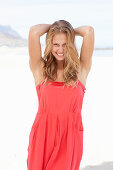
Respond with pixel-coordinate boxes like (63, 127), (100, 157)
(51, 33), (67, 61)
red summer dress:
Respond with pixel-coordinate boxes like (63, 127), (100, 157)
(27, 79), (86, 170)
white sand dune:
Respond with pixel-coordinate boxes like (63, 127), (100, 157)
(0, 46), (113, 170)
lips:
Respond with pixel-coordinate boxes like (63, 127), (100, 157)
(56, 53), (64, 56)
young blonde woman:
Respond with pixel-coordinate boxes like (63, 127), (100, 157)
(27, 20), (94, 170)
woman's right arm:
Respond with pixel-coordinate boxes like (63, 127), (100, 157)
(74, 26), (94, 80)
(28, 24), (51, 71)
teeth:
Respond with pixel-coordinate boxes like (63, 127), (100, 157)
(57, 53), (63, 56)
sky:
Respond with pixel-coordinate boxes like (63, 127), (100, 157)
(0, 0), (113, 48)
(0, 0), (113, 6)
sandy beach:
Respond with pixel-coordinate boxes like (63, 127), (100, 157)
(0, 46), (113, 170)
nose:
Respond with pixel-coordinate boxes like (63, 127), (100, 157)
(58, 45), (64, 52)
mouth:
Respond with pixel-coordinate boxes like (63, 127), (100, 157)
(56, 53), (64, 57)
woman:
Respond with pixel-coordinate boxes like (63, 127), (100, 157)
(27, 20), (94, 170)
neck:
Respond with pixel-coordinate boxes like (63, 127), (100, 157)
(56, 60), (64, 70)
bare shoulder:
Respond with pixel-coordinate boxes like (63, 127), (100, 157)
(30, 58), (45, 87)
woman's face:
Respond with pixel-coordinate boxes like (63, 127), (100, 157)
(51, 33), (67, 61)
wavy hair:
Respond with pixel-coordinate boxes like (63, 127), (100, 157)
(42, 19), (80, 87)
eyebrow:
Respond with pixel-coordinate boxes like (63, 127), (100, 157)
(53, 43), (66, 45)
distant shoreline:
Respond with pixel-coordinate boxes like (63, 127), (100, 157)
(78, 47), (113, 50)
(94, 47), (113, 50)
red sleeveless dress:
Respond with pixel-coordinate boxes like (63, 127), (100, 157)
(27, 79), (86, 170)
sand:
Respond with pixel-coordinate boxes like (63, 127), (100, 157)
(0, 46), (113, 170)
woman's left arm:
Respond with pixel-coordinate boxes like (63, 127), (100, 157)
(74, 26), (95, 79)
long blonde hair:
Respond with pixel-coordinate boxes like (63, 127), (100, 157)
(42, 20), (80, 87)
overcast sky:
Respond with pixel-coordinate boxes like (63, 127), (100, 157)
(0, 0), (113, 6)
(0, 0), (113, 47)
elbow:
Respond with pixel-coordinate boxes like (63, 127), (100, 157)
(84, 26), (94, 37)
(87, 26), (94, 34)
(29, 26), (36, 35)
(29, 25), (41, 35)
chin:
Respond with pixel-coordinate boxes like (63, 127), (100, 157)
(55, 56), (65, 61)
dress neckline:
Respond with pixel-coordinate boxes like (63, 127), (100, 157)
(36, 79), (86, 90)
(51, 81), (65, 85)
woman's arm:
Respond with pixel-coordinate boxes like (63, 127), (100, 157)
(30, 24), (51, 36)
(74, 26), (95, 79)
(29, 24), (51, 71)
(74, 25), (93, 37)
